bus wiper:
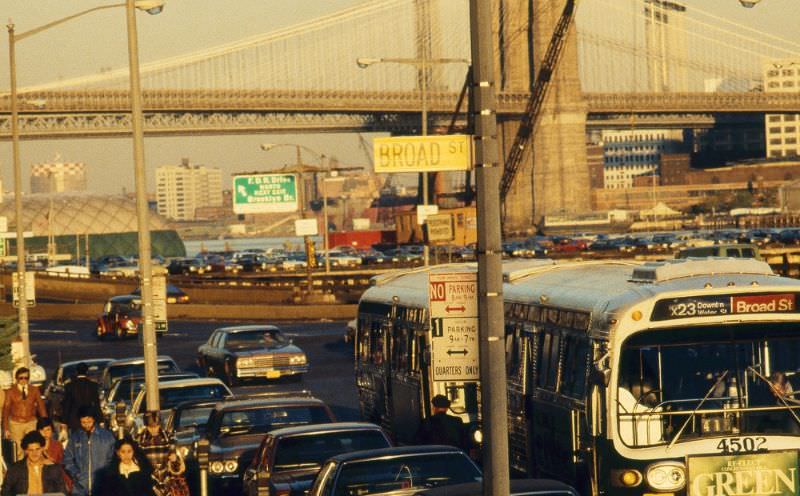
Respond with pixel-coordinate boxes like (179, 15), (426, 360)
(747, 366), (800, 428)
(667, 370), (728, 451)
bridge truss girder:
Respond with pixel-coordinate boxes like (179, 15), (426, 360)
(0, 111), (467, 140)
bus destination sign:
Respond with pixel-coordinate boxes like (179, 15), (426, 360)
(652, 293), (797, 321)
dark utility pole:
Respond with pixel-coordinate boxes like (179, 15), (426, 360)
(469, 2), (510, 496)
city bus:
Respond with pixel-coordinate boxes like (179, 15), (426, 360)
(503, 258), (800, 495)
(355, 264), (482, 446)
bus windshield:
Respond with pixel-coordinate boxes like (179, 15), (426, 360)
(616, 323), (800, 448)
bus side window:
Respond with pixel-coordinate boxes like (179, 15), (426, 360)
(538, 329), (560, 391)
(535, 329), (562, 392)
(506, 323), (526, 385)
(357, 318), (371, 362)
(560, 335), (590, 399)
(369, 321), (386, 365)
(392, 325), (411, 372)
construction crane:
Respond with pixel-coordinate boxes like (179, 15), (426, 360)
(499, 0), (578, 210)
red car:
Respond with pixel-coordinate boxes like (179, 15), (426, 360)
(550, 237), (587, 253)
(96, 295), (142, 340)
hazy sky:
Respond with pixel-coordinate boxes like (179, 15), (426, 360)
(1, 0), (797, 195)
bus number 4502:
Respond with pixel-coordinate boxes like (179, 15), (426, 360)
(716, 436), (767, 454)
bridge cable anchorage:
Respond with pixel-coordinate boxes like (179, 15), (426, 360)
(499, 0), (577, 211)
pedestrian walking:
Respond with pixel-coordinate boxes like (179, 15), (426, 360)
(62, 362), (102, 432)
(2, 368), (47, 461)
(154, 449), (189, 496)
(415, 394), (468, 449)
(0, 430), (66, 496)
(95, 437), (156, 496)
(64, 405), (116, 496)
(135, 412), (172, 474)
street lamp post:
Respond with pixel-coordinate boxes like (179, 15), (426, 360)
(356, 57), (469, 266)
(261, 144), (325, 293)
(6, 0), (164, 369)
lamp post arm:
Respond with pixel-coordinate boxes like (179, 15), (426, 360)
(14, 3), (126, 42)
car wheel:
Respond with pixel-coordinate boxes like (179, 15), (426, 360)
(224, 359), (239, 387)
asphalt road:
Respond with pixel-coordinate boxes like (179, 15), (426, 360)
(28, 319), (360, 421)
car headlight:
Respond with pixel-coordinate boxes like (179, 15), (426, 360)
(177, 446), (190, 459)
(224, 460), (238, 473)
(209, 461), (224, 474)
(126, 320), (136, 330)
(289, 354), (307, 365)
(237, 357), (255, 368)
(646, 461), (686, 491)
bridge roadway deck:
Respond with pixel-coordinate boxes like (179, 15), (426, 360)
(1, 91), (796, 138)
(2, 90), (799, 113)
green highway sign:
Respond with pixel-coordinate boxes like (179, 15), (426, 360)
(233, 173), (298, 214)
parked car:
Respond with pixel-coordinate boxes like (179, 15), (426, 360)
(307, 446), (482, 496)
(167, 257), (212, 275)
(676, 243), (760, 260)
(130, 284), (190, 304)
(234, 253), (270, 272)
(44, 358), (114, 421)
(243, 422), (392, 496)
(100, 355), (180, 393)
(102, 372), (199, 429)
(168, 400), (224, 459)
(96, 295), (143, 340)
(126, 377), (232, 433)
(199, 395), (336, 494)
(414, 479), (580, 496)
(197, 325), (309, 387)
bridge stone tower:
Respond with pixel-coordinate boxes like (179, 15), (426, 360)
(494, 0), (591, 233)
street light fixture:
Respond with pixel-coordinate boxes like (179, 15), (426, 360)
(356, 56), (470, 266)
(261, 143), (326, 292)
(5, 0), (164, 390)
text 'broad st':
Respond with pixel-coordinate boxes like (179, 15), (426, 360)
(374, 135), (473, 173)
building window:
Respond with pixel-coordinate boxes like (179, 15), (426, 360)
(769, 127), (782, 134)
(768, 82), (780, 89)
(786, 115), (798, 122)
(770, 138), (782, 145)
(787, 137), (798, 145)
(786, 127), (797, 133)
(768, 70), (779, 77)
(783, 69), (795, 76)
(783, 81), (795, 88)
(769, 115), (782, 122)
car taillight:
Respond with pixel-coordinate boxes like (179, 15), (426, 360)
(275, 490), (291, 496)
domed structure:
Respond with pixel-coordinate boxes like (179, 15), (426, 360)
(0, 194), (185, 258)
(0, 193), (171, 236)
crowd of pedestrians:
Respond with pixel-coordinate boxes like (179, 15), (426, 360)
(0, 363), (188, 496)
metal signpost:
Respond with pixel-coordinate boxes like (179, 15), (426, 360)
(470, 1), (510, 494)
(232, 173), (299, 214)
(428, 272), (479, 382)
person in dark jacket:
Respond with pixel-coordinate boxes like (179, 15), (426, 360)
(64, 405), (116, 496)
(415, 394), (467, 449)
(62, 362), (102, 431)
(96, 437), (156, 496)
(1, 430), (66, 496)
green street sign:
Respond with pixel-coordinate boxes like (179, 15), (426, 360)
(233, 173), (298, 214)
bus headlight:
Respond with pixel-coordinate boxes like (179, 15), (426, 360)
(209, 461), (224, 474)
(472, 428), (482, 444)
(646, 461), (686, 491)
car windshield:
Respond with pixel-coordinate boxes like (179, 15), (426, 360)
(108, 378), (145, 405)
(109, 360), (179, 384)
(176, 406), (215, 431)
(616, 323), (800, 448)
(218, 406), (331, 436)
(226, 330), (286, 349)
(333, 453), (481, 495)
(273, 431), (390, 471)
(158, 385), (229, 411)
(61, 361), (108, 384)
